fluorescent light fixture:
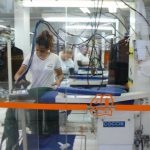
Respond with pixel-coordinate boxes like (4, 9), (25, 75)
(80, 8), (90, 14)
(108, 7), (117, 13)
(0, 25), (15, 31)
(43, 16), (117, 23)
(66, 25), (113, 31)
(22, 0), (128, 8)
(0, 25), (33, 34)
(0, 25), (7, 29)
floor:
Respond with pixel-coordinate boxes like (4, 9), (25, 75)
(0, 107), (98, 150)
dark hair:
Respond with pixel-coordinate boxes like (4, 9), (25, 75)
(36, 30), (53, 50)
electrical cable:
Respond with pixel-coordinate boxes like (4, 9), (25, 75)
(110, 23), (124, 37)
(15, 19), (95, 83)
(114, 0), (137, 35)
(52, 1), (127, 88)
(85, 0), (105, 89)
(95, 33), (112, 44)
(103, 12), (129, 33)
(17, 0), (136, 85)
(16, 19), (42, 82)
(120, 0), (150, 27)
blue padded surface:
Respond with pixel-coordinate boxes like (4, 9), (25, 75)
(70, 85), (106, 88)
(107, 84), (126, 89)
(57, 87), (125, 96)
(36, 86), (126, 103)
(69, 75), (108, 80)
(78, 67), (103, 71)
(38, 91), (58, 103)
(19, 134), (75, 150)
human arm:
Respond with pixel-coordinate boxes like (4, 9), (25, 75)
(14, 65), (27, 81)
(54, 68), (64, 87)
(53, 55), (64, 87)
(14, 54), (30, 84)
(77, 60), (89, 66)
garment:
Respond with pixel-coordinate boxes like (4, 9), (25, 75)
(59, 57), (74, 74)
(77, 52), (89, 64)
(75, 52), (89, 70)
(109, 38), (129, 85)
(23, 52), (61, 88)
(0, 46), (23, 82)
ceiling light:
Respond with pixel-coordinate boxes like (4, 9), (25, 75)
(21, 0), (128, 8)
(11, 28), (15, 31)
(43, 16), (117, 23)
(108, 7), (117, 13)
(80, 8), (90, 14)
(0, 25), (14, 31)
(0, 25), (33, 35)
(0, 25), (7, 29)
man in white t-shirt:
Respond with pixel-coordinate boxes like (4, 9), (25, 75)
(75, 45), (90, 70)
(59, 50), (74, 75)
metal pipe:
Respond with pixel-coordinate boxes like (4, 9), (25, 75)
(7, 39), (12, 95)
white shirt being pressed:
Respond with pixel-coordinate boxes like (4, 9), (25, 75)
(59, 57), (74, 74)
(77, 52), (89, 63)
(23, 52), (61, 88)
(75, 52), (89, 70)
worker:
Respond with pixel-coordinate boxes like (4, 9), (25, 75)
(15, 30), (64, 88)
(75, 45), (90, 70)
(15, 30), (64, 133)
(1, 30), (64, 150)
(59, 47), (74, 76)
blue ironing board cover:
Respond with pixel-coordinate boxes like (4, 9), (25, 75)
(38, 91), (58, 103)
(37, 86), (126, 103)
(19, 134), (76, 150)
(78, 67), (103, 71)
(69, 75), (108, 80)
(57, 87), (125, 96)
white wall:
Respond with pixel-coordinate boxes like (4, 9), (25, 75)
(129, 0), (150, 144)
(14, 2), (30, 57)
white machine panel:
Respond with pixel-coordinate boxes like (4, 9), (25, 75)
(97, 111), (134, 150)
(99, 145), (133, 150)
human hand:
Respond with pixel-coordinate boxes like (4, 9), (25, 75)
(52, 80), (61, 87)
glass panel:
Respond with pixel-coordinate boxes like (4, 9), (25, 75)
(1, 0), (150, 150)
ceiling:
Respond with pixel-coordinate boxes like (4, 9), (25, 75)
(0, 1), (132, 26)
(0, 0), (149, 23)
(0, 0), (149, 43)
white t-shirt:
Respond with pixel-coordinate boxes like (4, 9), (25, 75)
(23, 52), (61, 88)
(59, 57), (74, 74)
(75, 52), (89, 70)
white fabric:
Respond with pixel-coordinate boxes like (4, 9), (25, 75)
(77, 53), (89, 63)
(75, 52), (89, 70)
(59, 58), (74, 74)
(23, 52), (61, 88)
